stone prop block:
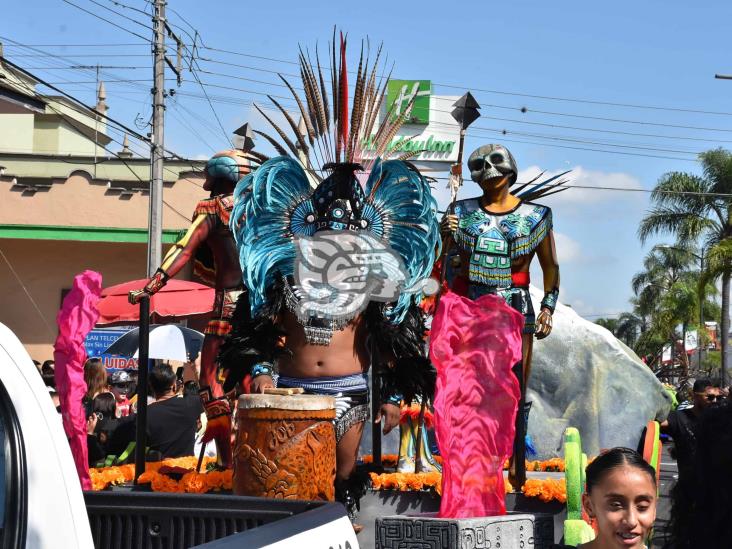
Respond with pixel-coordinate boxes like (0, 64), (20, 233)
(376, 512), (554, 549)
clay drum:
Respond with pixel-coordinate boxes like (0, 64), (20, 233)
(234, 394), (336, 500)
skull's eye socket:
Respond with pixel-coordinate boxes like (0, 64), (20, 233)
(489, 153), (505, 165)
(469, 158), (485, 171)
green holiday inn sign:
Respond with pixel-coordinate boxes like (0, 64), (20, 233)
(361, 79), (457, 158)
(386, 80), (431, 125)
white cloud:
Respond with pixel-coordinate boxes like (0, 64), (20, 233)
(519, 165), (642, 205)
(554, 232), (581, 264)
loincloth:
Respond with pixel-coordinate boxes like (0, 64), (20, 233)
(468, 284), (535, 335)
(205, 285), (246, 337)
(276, 373), (370, 442)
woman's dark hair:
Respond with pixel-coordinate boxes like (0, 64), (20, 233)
(149, 363), (177, 397)
(92, 392), (117, 419)
(586, 447), (656, 493)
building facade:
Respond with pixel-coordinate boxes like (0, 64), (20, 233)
(0, 55), (208, 360)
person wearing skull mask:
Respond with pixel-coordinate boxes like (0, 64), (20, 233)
(441, 143), (561, 383)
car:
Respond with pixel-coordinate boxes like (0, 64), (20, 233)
(0, 322), (358, 549)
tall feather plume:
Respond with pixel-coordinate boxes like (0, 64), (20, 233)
(352, 44), (383, 162)
(267, 95), (310, 157)
(331, 28), (340, 163)
(278, 74), (315, 146)
(384, 134), (417, 159)
(316, 45), (331, 144)
(396, 150), (422, 162)
(347, 42), (365, 162)
(298, 54), (321, 138)
(303, 49), (329, 155)
(373, 94), (417, 159)
(242, 150), (270, 164)
(252, 129), (289, 157)
(339, 32), (349, 161)
(254, 104), (299, 157)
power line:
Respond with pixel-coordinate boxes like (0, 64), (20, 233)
(196, 44), (732, 117)
(84, 0), (150, 31)
(104, 0), (149, 17)
(60, 0), (150, 42)
(2, 42), (148, 47)
(431, 82), (732, 117)
(193, 56), (732, 135)
(9, 53), (151, 58)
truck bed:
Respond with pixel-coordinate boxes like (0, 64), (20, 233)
(84, 491), (324, 549)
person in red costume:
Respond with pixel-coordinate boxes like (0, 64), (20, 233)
(128, 149), (251, 467)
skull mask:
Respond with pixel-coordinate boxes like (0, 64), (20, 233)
(468, 144), (518, 186)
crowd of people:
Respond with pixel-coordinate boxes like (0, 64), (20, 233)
(34, 356), (213, 467)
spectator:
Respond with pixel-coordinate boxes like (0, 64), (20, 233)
(87, 392), (138, 466)
(552, 447), (657, 549)
(109, 371), (133, 417)
(48, 389), (61, 413)
(661, 378), (724, 482)
(33, 359), (42, 374)
(664, 401), (732, 548)
(146, 363), (203, 458)
(41, 360), (55, 389)
(83, 358), (108, 402)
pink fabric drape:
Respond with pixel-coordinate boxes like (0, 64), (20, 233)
(430, 290), (523, 518)
(53, 270), (102, 490)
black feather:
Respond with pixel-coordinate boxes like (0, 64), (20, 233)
(364, 301), (436, 404)
(217, 281), (290, 393)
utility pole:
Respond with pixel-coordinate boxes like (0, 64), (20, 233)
(147, 0), (167, 277)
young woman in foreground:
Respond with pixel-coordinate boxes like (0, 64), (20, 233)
(553, 447), (657, 549)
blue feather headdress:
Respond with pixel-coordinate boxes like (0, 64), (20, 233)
(230, 156), (440, 324)
(229, 32), (441, 325)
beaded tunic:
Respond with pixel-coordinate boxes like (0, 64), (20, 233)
(449, 198), (552, 289)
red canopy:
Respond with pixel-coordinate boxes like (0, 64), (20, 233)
(97, 279), (215, 325)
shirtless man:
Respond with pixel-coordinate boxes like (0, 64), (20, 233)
(220, 159), (438, 521)
(129, 149), (250, 466)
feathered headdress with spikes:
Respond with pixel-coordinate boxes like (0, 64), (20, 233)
(230, 32), (441, 325)
(251, 30), (420, 175)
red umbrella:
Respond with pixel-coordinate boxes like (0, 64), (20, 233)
(97, 279), (215, 325)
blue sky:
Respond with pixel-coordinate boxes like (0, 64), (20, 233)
(4, 0), (732, 318)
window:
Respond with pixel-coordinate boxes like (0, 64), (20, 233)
(0, 380), (27, 548)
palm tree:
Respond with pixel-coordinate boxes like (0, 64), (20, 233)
(615, 312), (644, 348)
(595, 317), (619, 333)
(638, 148), (732, 384)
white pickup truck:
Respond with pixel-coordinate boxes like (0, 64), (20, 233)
(0, 322), (359, 549)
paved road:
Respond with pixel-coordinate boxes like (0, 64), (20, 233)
(652, 443), (676, 548)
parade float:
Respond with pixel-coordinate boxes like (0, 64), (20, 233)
(78, 29), (675, 549)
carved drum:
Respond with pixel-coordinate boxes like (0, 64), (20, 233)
(234, 394), (336, 500)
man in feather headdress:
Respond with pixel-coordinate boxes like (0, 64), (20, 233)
(218, 34), (440, 520)
(128, 149), (252, 468)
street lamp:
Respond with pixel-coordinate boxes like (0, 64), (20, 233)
(656, 244), (706, 374)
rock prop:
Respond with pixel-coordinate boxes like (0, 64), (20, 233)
(361, 287), (672, 461)
(527, 287), (672, 459)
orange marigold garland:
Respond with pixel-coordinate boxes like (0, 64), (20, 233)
(368, 472), (566, 503)
(90, 456), (222, 493)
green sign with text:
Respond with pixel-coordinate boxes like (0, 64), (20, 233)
(386, 80), (431, 125)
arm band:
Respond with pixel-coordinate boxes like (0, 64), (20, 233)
(143, 268), (169, 295)
(251, 362), (275, 379)
(540, 288), (559, 313)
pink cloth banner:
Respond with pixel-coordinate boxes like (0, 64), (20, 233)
(430, 290), (523, 518)
(54, 270), (102, 490)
